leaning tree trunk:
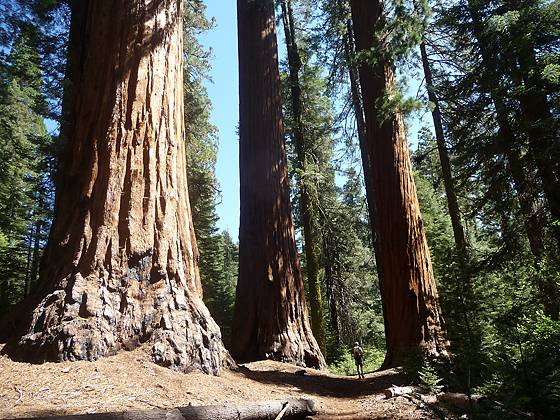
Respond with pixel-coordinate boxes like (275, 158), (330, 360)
(349, 0), (449, 368)
(4, 0), (230, 374)
(419, 41), (467, 253)
(232, 0), (325, 369)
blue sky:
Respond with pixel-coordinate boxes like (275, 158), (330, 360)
(198, 1), (429, 239)
(199, 1), (240, 238)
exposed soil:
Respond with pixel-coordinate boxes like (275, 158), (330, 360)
(0, 344), (450, 419)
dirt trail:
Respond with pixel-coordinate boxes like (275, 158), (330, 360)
(0, 345), (441, 419)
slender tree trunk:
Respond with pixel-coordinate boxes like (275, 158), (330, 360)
(419, 41), (467, 253)
(419, 40), (479, 359)
(29, 219), (42, 294)
(279, 0), (325, 355)
(344, 19), (376, 250)
(4, 0), (230, 374)
(323, 250), (340, 344)
(349, 0), (449, 367)
(232, 0), (325, 369)
(24, 226), (33, 298)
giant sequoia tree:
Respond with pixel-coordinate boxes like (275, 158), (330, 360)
(232, 0), (325, 368)
(4, 0), (229, 374)
(349, 0), (449, 367)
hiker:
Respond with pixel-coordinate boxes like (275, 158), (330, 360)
(352, 342), (365, 379)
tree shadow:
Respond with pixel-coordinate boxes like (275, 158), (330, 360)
(236, 365), (408, 399)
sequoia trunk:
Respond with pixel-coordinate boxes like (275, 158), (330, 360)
(343, 16), (387, 326)
(232, 0), (325, 369)
(349, 0), (449, 367)
(5, 0), (229, 374)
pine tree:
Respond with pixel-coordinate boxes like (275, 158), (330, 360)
(429, 0), (560, 319)
(0, 25), (52, 311)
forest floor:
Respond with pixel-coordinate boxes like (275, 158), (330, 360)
(0, 344), (457, 419)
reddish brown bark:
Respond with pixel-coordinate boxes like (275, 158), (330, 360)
(349, 0), (449, 367)
(232, 0), (325, 369)
(4, 0), (230, 374)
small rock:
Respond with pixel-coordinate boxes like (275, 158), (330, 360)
(61, 367), (71, 373)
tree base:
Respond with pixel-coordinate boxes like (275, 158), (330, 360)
(4, 284), (234, 375)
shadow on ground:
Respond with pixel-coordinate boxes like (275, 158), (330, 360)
(236, 365), (408, 398)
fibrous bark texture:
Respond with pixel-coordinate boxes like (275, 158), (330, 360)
(5, 0), (229, 374)
(232, 0), (325, 369)
(349, 0), (449, 367)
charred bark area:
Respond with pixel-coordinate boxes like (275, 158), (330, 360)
(349, 0), (449, 367)
(233, 0), (325, 369)
(4, 0), (230, 374)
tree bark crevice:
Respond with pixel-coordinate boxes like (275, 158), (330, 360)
(3, 0), (231, 375)
(349, 0), (449, 367)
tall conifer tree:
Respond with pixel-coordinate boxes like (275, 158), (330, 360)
(349, 0), (449, 366)
(233, 0), (325, 368)
(4, 0), (230, 374)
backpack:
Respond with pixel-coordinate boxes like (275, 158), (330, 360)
(353, 345), (363, 359)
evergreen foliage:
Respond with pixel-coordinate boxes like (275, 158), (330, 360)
(280, 0), (384, 367)
(406, 0), (560, 414)
(0, 4), (56, 312)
